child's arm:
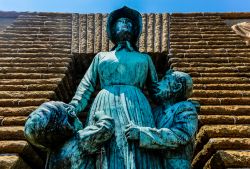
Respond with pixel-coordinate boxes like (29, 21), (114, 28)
(126, 105), (198, 150)
(77, 112), (115, 153)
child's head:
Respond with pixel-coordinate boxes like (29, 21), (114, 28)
(156, 69), (193, 103)
(24, 101), (83, 150)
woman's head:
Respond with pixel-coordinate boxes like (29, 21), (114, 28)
(107, 6), (142, 47)
(112, 17), (133, 42)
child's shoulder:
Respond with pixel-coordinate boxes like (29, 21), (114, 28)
(172, 101), (197, 113)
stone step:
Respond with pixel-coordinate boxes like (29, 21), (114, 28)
(0, 84), (57, 92)
(190, 72), (250, 78)
(191, 97), (250, 105)
(170, 37), (241, 42)
(170, 24), (227, 29)
(171, 13), (220, 20)
(16, 17), (71, 22)
(0, 126), (25, 140)
(16, 16), (71, 20)
(0, 43), (71, 49)
(194, 84), (250, 90)
(5, 26), (71, 32)
(170, 27), (232, 32)
(199, 105), (250, 116)
(0, 40), (71, 45)
(192, 77), (250, 84)
(12, 20), (71, 26)
(204, 150), (250, 168)
(0, 37), (71, 42)
(0, 67), (68, 74)
(6, 26), (71, 31)
(0, 91), (55, 99)
(171, 14), (220, 18)
(193, 90), (250, 98)
(0, 53), (71, 58)
(170, 34), (239, 39)
(171, 18), (222, 22)
(0, 141), (44, 169)
(170, 31), (235, 35)
(0, 33), (71, 38)
(1, 116), (27, 126)
(0, 48), (71, 53)
(170, 21), (225, 26)
(18, 14), (71, 18)
(4, 29), (71, 34)
(0, 154), (31, 169)
(172, 63), (250, 69)
(173, 67), (250, 73)
(198, 115), (250, 125)
(0, 99), (49, 107)
(0, 62), (69, 67)
(170, 44), (249, 49)
(0, 78), (61, 85)
(0, 73), (65, 79)
(0, 107), (37, 116)
(170, 41), (246, 46)
(169, 57), (250, 63)
(192, 138), (250, 169)
(195, 125), (250, 156)
(0, 57), (71, 63)
(170, 48), (250, 54)
(0, 141), (29, 154)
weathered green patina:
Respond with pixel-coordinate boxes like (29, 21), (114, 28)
(24, 6), (198, 169)
(125, 70), (198, 169)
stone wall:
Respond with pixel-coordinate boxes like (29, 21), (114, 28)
(0, 11), (249, 169)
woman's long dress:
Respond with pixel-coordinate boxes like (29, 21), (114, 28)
(70, 49), (162, 169)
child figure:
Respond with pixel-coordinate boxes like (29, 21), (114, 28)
(125, 70), (198, 169)
(24, 101), (114, 169)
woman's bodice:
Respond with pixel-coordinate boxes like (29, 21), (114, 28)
(98, 50), (149, 89)
(70, 49), (158, 114)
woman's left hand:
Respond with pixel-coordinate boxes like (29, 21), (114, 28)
(125, 122), (140, 140)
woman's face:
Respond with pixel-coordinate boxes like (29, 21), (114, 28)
(113, 17), (133, 42)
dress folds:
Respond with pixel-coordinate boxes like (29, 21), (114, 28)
(70, 50), (162, 169)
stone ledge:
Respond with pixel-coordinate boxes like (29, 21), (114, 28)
(0, 154), (31, 169)
(171, 12), (250, 19)
(204, 150), (250, 168)
(192, 138), (250, 169)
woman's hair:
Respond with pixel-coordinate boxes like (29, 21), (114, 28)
(24, 101), (75, 150)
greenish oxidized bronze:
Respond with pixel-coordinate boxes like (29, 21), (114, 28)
(24, 6), (198, 169)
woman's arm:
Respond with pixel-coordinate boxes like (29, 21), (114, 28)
(145, 54), (159, 102)
(69, 53), (100, 116)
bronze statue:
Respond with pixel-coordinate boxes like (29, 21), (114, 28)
(24, 6), (198, 169)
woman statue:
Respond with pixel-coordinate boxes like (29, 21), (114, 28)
(67, 6), (162, 169)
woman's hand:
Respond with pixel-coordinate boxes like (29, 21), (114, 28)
(125, 122), (140, 141)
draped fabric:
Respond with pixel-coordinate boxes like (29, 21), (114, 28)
(70, 50), (162, 169)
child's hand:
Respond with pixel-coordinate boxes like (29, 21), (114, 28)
(125, 122), (140, 141)
(94, 111), (106, 121)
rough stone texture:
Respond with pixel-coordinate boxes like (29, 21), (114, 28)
(204, 150), (250, 169)
(0, 155), (31, 169)
(0, 11), (250, 168)
(0, 18), (16, 33)
(169, 13), (250, 168)
(71, 13), (169, 54)
(0, 12), (74, 169)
